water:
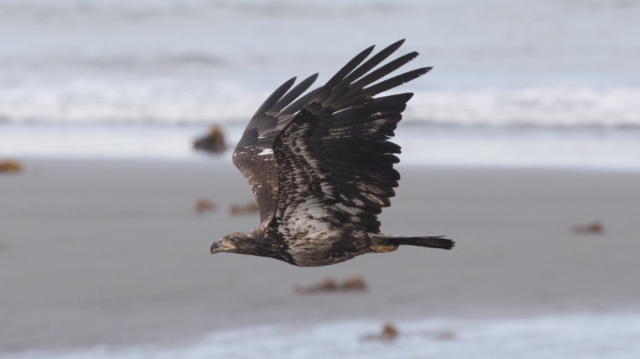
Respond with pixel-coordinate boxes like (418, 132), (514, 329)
(6, 314), (640, 359)
(1, 0), (639, 126)
(1, 0), (640, 166)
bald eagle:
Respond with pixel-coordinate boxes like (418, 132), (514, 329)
(210, 40), (454, 267)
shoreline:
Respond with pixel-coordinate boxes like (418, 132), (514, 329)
(3, 124), (640, 170)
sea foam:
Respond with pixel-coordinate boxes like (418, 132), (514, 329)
(5, 314), (640, 359)
(2, 83), (640, 128)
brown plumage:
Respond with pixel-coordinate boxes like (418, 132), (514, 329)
(211, 40), (454, 266)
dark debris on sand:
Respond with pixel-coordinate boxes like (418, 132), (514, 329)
(193, 125), (226, 154)
(229, 202), (260, 216)
(294, 275), (367, 294)
(362, 323), (399, 341)
(0, 160), (23, 174)
(572, 221), (604, 234)
(361, 323), (457, 343)
(195, 198), (216, 214)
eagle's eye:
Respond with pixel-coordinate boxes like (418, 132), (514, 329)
(229, 238), (237, 243)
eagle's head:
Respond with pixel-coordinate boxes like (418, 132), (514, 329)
(210, 232), (253, 255)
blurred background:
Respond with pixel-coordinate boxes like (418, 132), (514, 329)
(1, 0), (639, 166)
(1, 1), (639, 358)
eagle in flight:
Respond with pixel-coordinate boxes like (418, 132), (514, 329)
(210, 40), (454, 267)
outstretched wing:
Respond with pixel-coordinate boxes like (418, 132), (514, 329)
(232, 73), (319, 224)
(272, 40), (431, 239)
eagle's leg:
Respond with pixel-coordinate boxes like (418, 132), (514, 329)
(370, 243), (399, 253)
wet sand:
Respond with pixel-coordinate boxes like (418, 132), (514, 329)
(1, 159), (639, 352)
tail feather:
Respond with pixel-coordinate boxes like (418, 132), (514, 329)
(391, 235), (455, 250)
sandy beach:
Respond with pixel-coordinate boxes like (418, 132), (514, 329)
(0, 159), (639, 353)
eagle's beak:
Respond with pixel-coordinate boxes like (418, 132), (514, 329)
(210, 240), (235, 254)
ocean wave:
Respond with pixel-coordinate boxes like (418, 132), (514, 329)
(404, 87), (640, 127)
(0, 55), (229, 72)
(2, 82), (639, 128)
(0, 0), (408, 26)
(3, 0), (639, 24)
(2, 0), (639, 128)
